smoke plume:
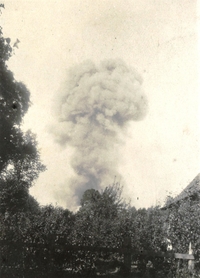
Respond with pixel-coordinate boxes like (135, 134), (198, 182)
(54, 59), (147, 205)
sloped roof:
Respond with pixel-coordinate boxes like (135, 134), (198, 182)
(173, 173), (200, 203)
(163, 173), (200, 209)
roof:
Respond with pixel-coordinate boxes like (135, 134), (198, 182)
(163, 173), (200, 209)
(173, 173), (200, 203)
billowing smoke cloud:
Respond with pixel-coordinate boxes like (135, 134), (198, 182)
(53, 59), (147, 205)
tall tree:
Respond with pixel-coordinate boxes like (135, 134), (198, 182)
(0, 33), (28, 172)
(73, 183), (128, 247)
(0, 8), (45, 214)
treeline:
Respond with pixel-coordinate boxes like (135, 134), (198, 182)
(0, 182), (168, 276)
(2, 182), (200, 276)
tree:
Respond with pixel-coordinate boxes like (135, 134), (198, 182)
(32, 205), (75, 240)
(0, 48), (30, 173)
(0, 11), (46, 267)
(80, 188), (101, 207)
(67, 183), (129, 275)
(73, 183), (128, 247)
(0, 9), (45, 216)
(0, 8), (45, 178)
(1, 130), (45, 186)
(16, 205), (76, 273)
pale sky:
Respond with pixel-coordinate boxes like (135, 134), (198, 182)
(1, 0), (200, 210)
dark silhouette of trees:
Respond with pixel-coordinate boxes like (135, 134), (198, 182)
(73, 183), (129, 248)
(0, 9), (45, 216)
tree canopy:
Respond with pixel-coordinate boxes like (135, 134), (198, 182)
(0, 10), (45, 216)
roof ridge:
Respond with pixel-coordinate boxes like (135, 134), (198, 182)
(162, 173), (200, 209)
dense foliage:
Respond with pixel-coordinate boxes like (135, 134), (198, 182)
(1, 180), (200, 277)
(0, 7), (47, 276)
(72, 184), (128, 247)
(0, 6), (45, 216)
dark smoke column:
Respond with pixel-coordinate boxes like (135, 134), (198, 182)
(54, 59), (148, 205)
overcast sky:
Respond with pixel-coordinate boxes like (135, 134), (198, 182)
(1, 0), (200, 210)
